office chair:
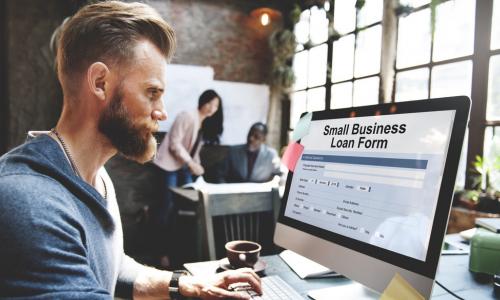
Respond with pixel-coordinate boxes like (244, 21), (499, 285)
(197, 188), (280, 260)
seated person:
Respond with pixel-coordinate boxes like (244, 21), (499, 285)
(221, 122), (281, 183)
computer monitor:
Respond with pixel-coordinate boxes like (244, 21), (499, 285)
(274, 96), (470, 299)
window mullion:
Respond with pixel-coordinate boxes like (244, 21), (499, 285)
(466, 0), (494, 189)
(380, 0), (398, 103)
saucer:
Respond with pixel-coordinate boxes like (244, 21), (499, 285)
(218, 257), (267, 273)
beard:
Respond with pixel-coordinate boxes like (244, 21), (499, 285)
(98, 89), (158, 164)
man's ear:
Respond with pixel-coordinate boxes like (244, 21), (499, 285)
(87, 62), (110, 101)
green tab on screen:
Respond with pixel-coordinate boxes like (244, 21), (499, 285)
(292, 112), (313, 141)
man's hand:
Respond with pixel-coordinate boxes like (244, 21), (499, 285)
(187, 161), (205, 176)
(179, 268), (262, 299)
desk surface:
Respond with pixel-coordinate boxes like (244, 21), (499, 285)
(184, 253), (495, 299)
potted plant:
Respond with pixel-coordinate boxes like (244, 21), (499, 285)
(449, 155), (500, 233)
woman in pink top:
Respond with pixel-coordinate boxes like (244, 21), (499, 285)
(153, 90), (223, 238)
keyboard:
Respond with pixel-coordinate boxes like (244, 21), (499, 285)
(233, 275), (304, 300)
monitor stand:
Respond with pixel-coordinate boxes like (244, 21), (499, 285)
(308, 281), (380, 300)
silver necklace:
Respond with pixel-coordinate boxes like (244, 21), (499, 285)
(50, 128), (107, 200)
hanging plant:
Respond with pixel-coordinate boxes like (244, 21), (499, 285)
(430, 0), (441, 41)
(269, 29), (296, 63)
(395, 4), (414, 17)
(269, 29), (297, 90)
(270, 65), (296, 90)
(329, 27), (341, 41)
(289, 4), (302, 25)
(355, 0), (365, 10)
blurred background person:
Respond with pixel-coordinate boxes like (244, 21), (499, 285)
(200, 91), (224, 145)
(219, 122), (281, 183)
(152, 89), (222, 264)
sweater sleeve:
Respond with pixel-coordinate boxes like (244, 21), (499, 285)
(168, 112), (195, 164)
(0, 175), (111, 299)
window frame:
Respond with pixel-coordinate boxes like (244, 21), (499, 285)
(289, 0), (499, 189)
(290, 2), (384, 128)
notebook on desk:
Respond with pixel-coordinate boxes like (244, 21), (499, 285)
(279, 250), (341, 279)
(476, 218), (500, 233)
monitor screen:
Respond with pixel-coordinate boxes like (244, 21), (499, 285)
(284, 110), (455, 261)
(275, 97), (470, 298)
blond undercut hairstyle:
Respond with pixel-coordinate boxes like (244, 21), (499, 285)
(56, 1), (176, 95)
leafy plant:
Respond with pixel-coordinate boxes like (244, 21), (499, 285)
(269, 29), (297, 90)
(355, 0), (365, 10)
(395, 4), (413, 17)
(470, 155), (500, 192)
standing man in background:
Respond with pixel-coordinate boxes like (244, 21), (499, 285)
(0, 1), (260, 299)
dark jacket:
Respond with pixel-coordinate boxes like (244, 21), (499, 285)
(224, 144), (281, 183)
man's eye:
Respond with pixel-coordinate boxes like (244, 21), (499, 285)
(149, 90), (158, 99)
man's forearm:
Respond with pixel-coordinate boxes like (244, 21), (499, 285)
(133, 266), (172, 300)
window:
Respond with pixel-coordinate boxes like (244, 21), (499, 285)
(485, 52), (500, 190)
(291, 0), (384, 131)
(395, 68), (429, 101)
(492, 0), (500, 50)
(330, 0), (382, 109)
(289, 0), (499, 189)
(395, 0), (475, 102)
(290, 7), (329, 129)
(394, 0), (478, 188)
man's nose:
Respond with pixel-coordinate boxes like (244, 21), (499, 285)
(151, 109), (167, 121)
(152, 99), (167, 121)
(152, 108), (167, 121)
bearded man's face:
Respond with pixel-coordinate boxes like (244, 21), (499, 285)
(98, 87), (158, 164)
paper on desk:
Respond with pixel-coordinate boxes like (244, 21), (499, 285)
(279, 250), (339, 279)
(292, 112), (313, 141)
(184, 260), (220, 277)
(380, 273), (424, 300)
(182, 176), (278, 194)
(281, 142), (304, 172)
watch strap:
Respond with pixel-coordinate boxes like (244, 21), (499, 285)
(169, 270), (188, 300)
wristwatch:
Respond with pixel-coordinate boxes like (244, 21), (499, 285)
(169, 270), (188, 300)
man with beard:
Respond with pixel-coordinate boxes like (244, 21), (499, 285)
(0, 1), (261, 299)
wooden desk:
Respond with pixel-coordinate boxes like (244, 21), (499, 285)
(184, 253), (495, 299)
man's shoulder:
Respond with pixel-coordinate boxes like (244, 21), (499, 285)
(0, 134), (55, 175)
(170, 110), (197, 131)
(177, 110), (197, 122)
(0, 173), (75, 215)
(262, 145), (278, 157)
(228, 144), (247, 156)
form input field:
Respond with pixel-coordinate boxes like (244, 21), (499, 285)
(323, 170), (424, 188)
(324, 163), (426, 180)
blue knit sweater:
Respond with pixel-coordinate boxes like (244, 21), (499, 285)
(0, 134), (144, 299)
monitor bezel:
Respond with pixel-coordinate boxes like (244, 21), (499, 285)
(277, 96), (470, 278)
